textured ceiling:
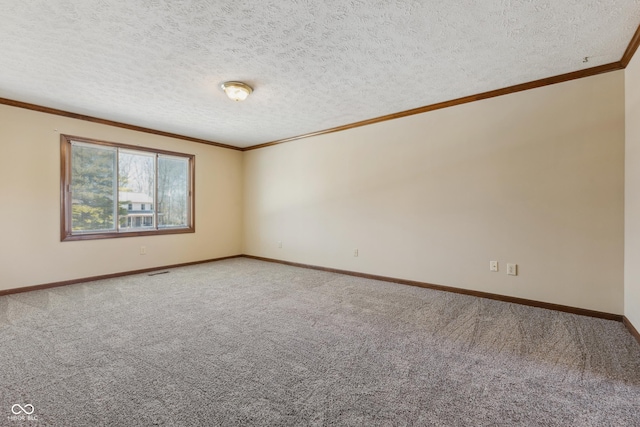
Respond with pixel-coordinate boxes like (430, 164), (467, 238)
(1, 1), (639, 148)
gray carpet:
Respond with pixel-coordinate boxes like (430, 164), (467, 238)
(0, 258), (639, 426)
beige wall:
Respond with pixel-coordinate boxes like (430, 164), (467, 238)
(626, 51), (640, 328)
(0, 104), (243, 291)
(244, 71), (626, 314)
(0, 69), (628, 316)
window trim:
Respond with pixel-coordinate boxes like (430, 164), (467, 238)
(60, 134), (195, 241)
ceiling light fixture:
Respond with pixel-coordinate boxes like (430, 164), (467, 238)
(220, 81), (253, 101)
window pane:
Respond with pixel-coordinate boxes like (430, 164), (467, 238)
(62, 134), (194, 241)
(158, 155), (189, 228)
(119, 150), (155, 230)
(71, 143), (117, 233)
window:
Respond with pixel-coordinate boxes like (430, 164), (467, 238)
(61, 135), (195, 241)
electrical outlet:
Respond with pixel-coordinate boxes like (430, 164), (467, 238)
(353, 248), (359, 257)
(507, 263), (517, 276)
(140, 246), (147, 255)
(278, 241), (282, 248)
(490, 261), (498, 272)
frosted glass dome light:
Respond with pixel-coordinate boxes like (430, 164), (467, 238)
(221, 81), (253, 101)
